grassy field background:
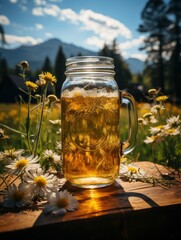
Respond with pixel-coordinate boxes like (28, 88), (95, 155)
(0, 102), (181, 163)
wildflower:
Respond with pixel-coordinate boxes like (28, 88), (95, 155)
(25, 81), (38, 92)
(162, 127), (180, 137)
(150, 104), (165, 114)
(120, 155), (128, 163)
(0, 128), (5, 138)
(149, 125), (164, 135)
(35, 94), (42, 101)
(36, 78), (46, 86)
(148, 88), (157, 95)
(3, 148), (24, 160)
(47, 94), (58, 103)
(6, 154), (40, 175)
(49, 120), (61, 125)
(19, 61), (29, 70)
(144, 135), (163, 144)
(43, 150), (60, 163)
(43, 189), (79, 216)
(138, 118), (144, 125)
(42, 149), (62, 171)
(142, 112), (158, 125)
(38, 72), (57, 86)
(155, 95), (168, 102)
(0, 128), (9, 140)
(56, 141), (62, 153)
(166, 115), (181, 128)
(24, 168), (60, 198)
(1, 183), (32, 208)
(119, 163), (145, 182)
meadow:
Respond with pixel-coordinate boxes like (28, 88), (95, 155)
(0, 101), (181, 165)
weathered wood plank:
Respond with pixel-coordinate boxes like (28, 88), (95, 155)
(0, 162), (181, 240)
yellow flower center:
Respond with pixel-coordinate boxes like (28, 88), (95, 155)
(56, 198), (68, 208)
(34, 176), (47, 187)
(15, 158), (28, 169)
(128, 166), (138, 173)
(166, 128), (175, 134)
(12, 190), (25, 201)
(156, 125), (164, 129)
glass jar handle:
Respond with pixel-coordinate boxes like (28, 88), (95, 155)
(120, 91), (138, 155)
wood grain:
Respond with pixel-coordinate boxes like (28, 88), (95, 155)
(0, 162), (181, 240)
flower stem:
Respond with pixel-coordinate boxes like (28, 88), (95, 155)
(33, 84), (48, 156)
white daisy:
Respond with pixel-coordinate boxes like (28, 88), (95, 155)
(161, 127), (180, 136)
(2, 183), (32, 208)
(166, 115), (181, 128)
(43, 150), (60, 163)
(3, 148), (24, 160)
(119, 163), (145, 181)
(24, 168), (60, 198)
(43, 189), (79, 216)
(149, 125), (165, 135)
(150, 104), (165, 114)
(6, 154), (40, 175)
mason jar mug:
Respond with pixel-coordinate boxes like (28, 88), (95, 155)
(61, 56), (138, 189)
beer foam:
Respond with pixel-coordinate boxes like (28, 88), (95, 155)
(61, 87), (119, 98)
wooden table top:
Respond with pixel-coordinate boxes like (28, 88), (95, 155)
(0, 162), (181, 240)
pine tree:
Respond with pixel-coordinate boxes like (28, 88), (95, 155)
(166, 0), (181, 100)
(41, 56), (53, 73)
(99, 39), (132, 89)
(54, 46), (66, 98)
(138, 0), (170, 92)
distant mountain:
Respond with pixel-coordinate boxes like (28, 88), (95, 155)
(0, 38), (97, 71)
(0, 38), (145, 73)
(126, 57), (145, 74)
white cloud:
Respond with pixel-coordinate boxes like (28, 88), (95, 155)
(32, 7), (45, 16)
(85, 36), (106, 49)
(34, 0), (47, 5)
(35, 23), (44, 30)
(32, 5), (132, 43)
(79, 9), (132, 40)
(44, 5), (60, 16)
(0, 15), (10, 25)
(60, 8), (79, 22)
(130, 53), (147, 61)
(5, 34), (43, 46)
(45, 32), (54, 37)
(32, 5), (60, 17)
(119, 35), (145, 50)
(9, 0), (17, 3)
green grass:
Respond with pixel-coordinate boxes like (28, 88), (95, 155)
(0, 102), (181, 165)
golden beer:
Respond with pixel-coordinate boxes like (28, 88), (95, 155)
(61, 89), (120, 188)
(61, 56), (138, 188)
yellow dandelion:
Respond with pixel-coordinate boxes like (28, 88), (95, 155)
(155, 95), (168, 102)
(25, 81), (38, 92)
(38, 72), (57, 85)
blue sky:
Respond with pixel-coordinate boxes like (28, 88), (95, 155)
(0, 0), (147, 60)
